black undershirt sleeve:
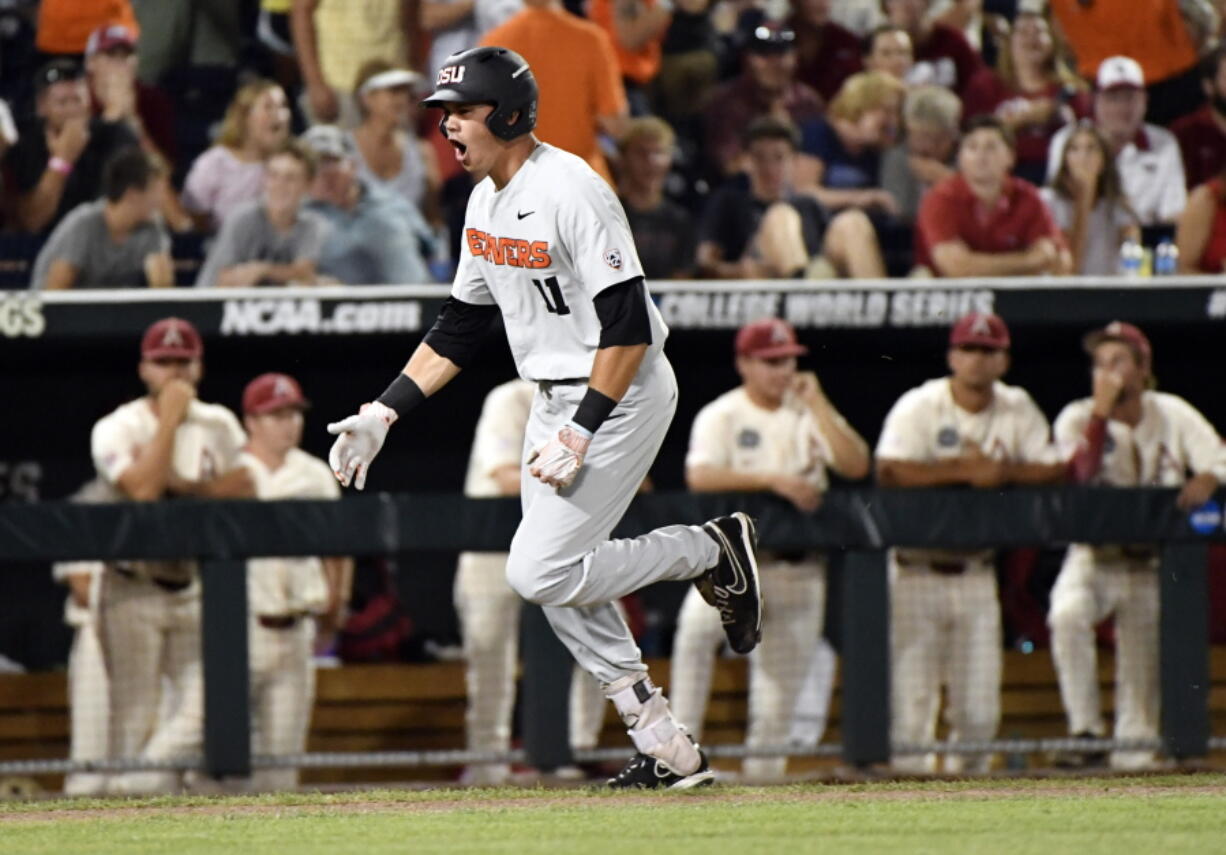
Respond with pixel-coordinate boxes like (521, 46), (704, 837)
(593, 277), (653, 349)
(422, 296), (500, 368)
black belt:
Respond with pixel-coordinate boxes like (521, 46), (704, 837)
(898, 558), (968, 575)
(258, 614), (302, 630)
(113, 565), (193, 592)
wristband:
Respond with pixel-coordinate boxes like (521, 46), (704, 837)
(375, 373), (426, 418)
(48, 156), (73, 176)
(571, 387), (618, 435)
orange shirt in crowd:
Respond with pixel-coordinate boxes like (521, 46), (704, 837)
(1050, 0), (1197, 84)
(588, 0), (666, 86)
(481, 6), (627, 184)
(37, 0), (139, 55)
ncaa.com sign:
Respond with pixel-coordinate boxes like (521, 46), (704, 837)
(220, 297), (423, 336)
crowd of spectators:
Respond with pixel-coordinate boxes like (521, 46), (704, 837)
(1, 0), (1225, 287)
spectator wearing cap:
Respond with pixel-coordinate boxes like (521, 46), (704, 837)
(195, 140), (328, 288)
(788, 0), (864, 103)
(30, 147), (172, 290)
(85, 24), (177, 169)
(4, 60), (139, 234)
(880, 85), (960, 223)
(1171, 44), (1226, 191)
(1045, 57), (1187, 227)
(301, 125), (435, 285)
(960, 8), (1091, 187)
(239, 371), (350, 791)
(617, 116), (696, 279)
(882, 0), (983, 96)
(862, 24), (914, 83)
(916, 114), (1070, 277)
(702, 23), (824, 177)
(588, 0), (673, 115)
(181, 80), (292, 233)
(794, 71), (904, 215)
(876, 311), (1064, 773)
(349, 60), (441, 222)
(481, 0), (629, 185)
(36, 0), (139, 58)
(291, 0), (415, 127)
(697, 116), (886, 279)
(1051, 320), (1226, 770)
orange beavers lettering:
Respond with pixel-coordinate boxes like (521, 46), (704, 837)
(466, 228), (551, 268)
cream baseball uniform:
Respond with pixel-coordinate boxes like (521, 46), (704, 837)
(1050, 392), (1226, 768)
(54, 559), (109, 796)
(91, 398), (246, 793)
(456, 379), (610, 783)
(877, 377), (1058, 773)
(672, 387), (837, 779)
(240, 447), (337, 791)
(452, 142), (719, 696)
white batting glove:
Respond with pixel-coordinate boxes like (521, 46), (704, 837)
(528, 423), (592, 489)
(327, 401), (398, 490)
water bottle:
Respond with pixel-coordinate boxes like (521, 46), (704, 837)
(1154, 239), (1179, 276)
(1118, 238), (1143, 278)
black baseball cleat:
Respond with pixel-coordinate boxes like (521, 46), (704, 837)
(695, 512), (763, 654)
(606, 749), (715, 790)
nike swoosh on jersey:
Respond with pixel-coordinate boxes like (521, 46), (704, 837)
(517, 210), (535, 220)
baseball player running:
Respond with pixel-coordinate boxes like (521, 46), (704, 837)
(91, 318), (253, 793)
(327, 46), (763, 789)
(1050, 322), (1226, 769)
(876, 313), (1064, 773)
(672, 318), (869, 780)
(456, 378), (612, 785)
(239, 372), (352, 790)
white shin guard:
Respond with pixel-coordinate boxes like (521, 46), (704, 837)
(606, 675), (702, 775)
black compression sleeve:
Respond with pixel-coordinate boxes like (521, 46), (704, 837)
(422, 297), (500, 367)
(593, 277), (652, 349)
(375, 374), (425, 418)
(571, 387), (618, 434)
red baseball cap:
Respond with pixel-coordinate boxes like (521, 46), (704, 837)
(1083, 320), (1152, 365)
(243, 372), (309, 415)
(141, 317), (203, 360)
(86, 24), (138, 57)
(735, 318), (808, 359)
(949, 312), (1011, 350)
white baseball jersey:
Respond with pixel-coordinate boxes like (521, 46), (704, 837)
(452, 143), (669, 381)
(686, 388), (834, 491)
(239, 448), (338, 616)
(463, 379), (536, 498)
(877, 377), (1059, 564)
(91, 398), (246, 583)
(1054, 391), (1226, 487)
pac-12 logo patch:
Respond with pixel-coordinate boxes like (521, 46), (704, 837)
(604, 248), (623, 270)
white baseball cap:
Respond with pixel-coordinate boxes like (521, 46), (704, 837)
(1097, 55), (1145, 91)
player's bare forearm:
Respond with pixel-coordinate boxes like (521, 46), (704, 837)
(1004, 461), (1067, 485)
(686, 465), (771, 493)
(588, 343), (648, 403)
(807, 400), (870, 480)
(876, 458), (973, 488)
(116, 420), (180, 501)
(404, 342), (462, 397)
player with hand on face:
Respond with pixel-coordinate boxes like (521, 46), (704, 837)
(327, 46), (764, 789)
(1050, 322), (1226, 770)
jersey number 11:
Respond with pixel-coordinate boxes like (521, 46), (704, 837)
(531, 276), (570, 315)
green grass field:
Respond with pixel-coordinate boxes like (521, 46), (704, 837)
(4, 774), (1226, 855)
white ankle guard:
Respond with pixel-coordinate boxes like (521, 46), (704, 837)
(605, 675), (700, 775)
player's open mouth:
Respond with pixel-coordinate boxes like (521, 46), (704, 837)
(450, 140), (468, 162)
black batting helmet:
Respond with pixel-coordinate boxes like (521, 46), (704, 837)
(422, 46), (538, 142)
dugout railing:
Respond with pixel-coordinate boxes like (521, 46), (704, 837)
(0, 486), (1219, 780)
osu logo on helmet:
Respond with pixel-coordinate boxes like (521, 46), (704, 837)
(437, 65), (466, 85)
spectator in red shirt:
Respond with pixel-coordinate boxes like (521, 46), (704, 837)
(915, 114), (1071, 276)
(883, 0), (983, 96)
(862, 24), (914, 83)
(961, 9), (1090, 186)
(702, 23), (823, 176)
(1175, 168), (1226, 274)
(85, 25), (177, 168)
(788, 0), (864, 102)
(1171, 44), (1226, 191)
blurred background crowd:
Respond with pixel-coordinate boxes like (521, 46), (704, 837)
(2, 0), (1226, 289)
